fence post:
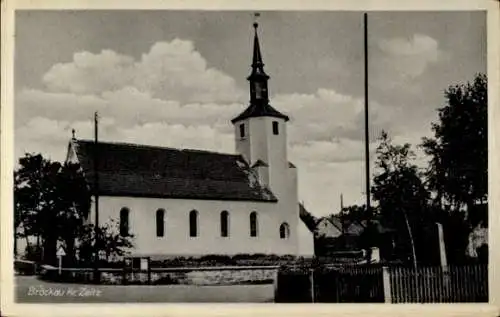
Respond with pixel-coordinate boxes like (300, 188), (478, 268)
(382, 266), (392, 303)
(273, 269), (279, 301)
(310, 268), (315, 303)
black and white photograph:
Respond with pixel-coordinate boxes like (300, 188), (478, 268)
(1, 0), (498, 313)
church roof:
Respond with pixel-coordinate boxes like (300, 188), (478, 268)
(71, 140), (278, 202)
(231, 103), (290, 123)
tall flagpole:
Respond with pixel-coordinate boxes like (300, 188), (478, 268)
(364, 13), (371, 217)
(364, 13), (373, 264)
(94, 111), (100, 282)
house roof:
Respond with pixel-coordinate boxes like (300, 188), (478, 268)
(325, 215), (343, 231)
(299, 203), (319, 233)
(70, 139), (278, 202)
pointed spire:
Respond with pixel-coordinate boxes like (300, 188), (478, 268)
(252, 22), (264, 70)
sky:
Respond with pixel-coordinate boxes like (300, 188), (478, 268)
(14, 11), (486, 250)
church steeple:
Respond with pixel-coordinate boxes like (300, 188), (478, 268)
(231, 21), (289, 123)
(248, 22), (269, 104)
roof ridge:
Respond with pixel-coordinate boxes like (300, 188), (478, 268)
(75, 139), (240, 157)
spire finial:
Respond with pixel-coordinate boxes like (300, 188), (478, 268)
(251, 13), (264, 69)
(253, 12), (260, 28)
(71, 128), (76, 139)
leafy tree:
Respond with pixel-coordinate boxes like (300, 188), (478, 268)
(339, 204), (368, 225)
(14, 154), (62, 263)
(371, 131), (430, 268)
(77, 221), (134, 265)
(54, 162), (92, 265)
(14, 152), (133, 266)
(421, 73), (487, 213)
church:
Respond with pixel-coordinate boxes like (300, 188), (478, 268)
(65, 22), (304, 258)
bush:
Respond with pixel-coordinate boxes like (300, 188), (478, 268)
(24, 245), (43, 262)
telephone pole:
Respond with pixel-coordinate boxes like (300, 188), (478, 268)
(94, 111), (100, 282)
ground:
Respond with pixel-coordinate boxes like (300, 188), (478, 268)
(15, 276), (275, 303)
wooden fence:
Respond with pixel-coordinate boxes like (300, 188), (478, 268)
(275, 265), (384, 303)
(314, 265), (384, 303)
(275, 264), (488, 303)
(387, 264), (488, 303)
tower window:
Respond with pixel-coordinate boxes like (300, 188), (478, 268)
(156, 209), (165, 237)
(272, 121), (279, 135)
(255, 83), (263, 99)
(120, 207), (130, 237)
(239, 123), (245, 138)
(220, 210), (229, 237)
(189, 210), (199, 237)
(250, 211), (258, 237)
(280, 222), (290, 239)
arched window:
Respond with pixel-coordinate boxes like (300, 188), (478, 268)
(280, 222), (290, 239)
(250, 211), (258, 237)
(220, 211), (229, 237)
(120, 207), (129, 236)
(156, 209), (165, 237)
(189, 210), (199, 237)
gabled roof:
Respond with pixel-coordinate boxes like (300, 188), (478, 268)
(70, 139), (278, 202)
(325, 215), (343, 232)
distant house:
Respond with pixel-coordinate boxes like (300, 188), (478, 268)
(315, 216), (343, 239)
(299, 207), (397, 259)
(344, 220), (365, 236)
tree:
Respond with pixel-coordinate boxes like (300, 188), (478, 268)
(421, 73), (487, 213)
(14, 152), (133, 266)
(14, 154), (62, 263)
(77, 221), (134, 265)
(339, 204), (368, 225)
(371, 131), (430, 268)
(55, 162), (92, 265)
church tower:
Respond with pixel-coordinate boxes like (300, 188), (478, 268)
(232, 21), (290, 199)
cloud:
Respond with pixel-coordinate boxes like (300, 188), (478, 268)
(291, 139), (374, 164)
(15, 116), (233, 163)
(15, 117), (114, 162)
(42, 40), (245, 104)
(43, 50), (135, 95)
(374, 34), (444, 89)
(15, 87), (242, 130)
(116, 123), (234, 154)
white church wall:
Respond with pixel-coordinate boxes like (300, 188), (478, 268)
(89, 195), (299, 258)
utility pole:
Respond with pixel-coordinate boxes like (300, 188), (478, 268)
(94, 111), (100, 282)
